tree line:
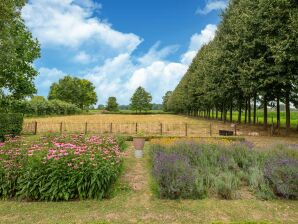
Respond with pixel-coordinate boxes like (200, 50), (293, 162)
(167, 0), (298, 133)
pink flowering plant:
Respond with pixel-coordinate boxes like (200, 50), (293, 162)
(0, 134), (126, 201)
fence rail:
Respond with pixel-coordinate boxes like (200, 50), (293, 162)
(22, 121), (279, 137)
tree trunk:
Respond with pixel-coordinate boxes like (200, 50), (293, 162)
(253, 94), (257, 125)
(263, 97), (268, 130)
(248, 98), (251, 124)
(276, 97), (280, 129)
(285, 92), (291, 135)
(230, 101), (233, 122)
(216, 108), (218, 120)
(244, 99), (248, 124)
(238, 102), (242, 124)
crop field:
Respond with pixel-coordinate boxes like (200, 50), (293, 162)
(23, 113), (298, 137)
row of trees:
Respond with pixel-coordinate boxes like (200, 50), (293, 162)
(167, 0), (298, 133)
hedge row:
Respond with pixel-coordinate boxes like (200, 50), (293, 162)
(7, 99), (81, 116)
(0, 113), (23, 141)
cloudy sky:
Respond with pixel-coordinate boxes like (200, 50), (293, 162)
(22, 0), (227, 105)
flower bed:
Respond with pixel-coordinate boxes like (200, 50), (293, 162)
(0, 134), (126, 201)
(150, 141), (298, 200)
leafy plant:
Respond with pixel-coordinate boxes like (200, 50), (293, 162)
(0, 135), (125, 201)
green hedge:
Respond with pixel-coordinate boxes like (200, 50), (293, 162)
(0, 113), (23, 141)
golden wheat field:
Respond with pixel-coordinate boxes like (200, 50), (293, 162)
(22, 113), (298, 141)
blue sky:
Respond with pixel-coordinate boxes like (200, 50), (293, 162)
(22, 0), (227, 104)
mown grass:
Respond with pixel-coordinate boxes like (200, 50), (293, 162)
(0, 140), (297, 223)
(216, 110), (298, 128)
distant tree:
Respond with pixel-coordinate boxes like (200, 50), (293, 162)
(152, 103), (163, 110)
(162, 91), (172, 111)
(130, 87), (152, 113)
(97, 104), (105, 110)
(48, 76), (97, 109)
(0, 0), (40, 99)
(119, 105), (130, 110)
(106, 97), (119, 111)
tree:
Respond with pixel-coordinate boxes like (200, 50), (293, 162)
(130, 87), (152, 113)
(48, 76), (97, 109)
(168, 0), (298, 134)
(106, 97), (119, 111)
(0, 0), (40, 99)
(162, 91), (172, 111)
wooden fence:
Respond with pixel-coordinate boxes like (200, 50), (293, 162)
(22, 121), (276, 137)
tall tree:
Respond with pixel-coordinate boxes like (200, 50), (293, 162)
(130, 87), (152, 113)
(48, 76), (97, 109)
(106, 97), (119, 111)
(0, 0), (40, 99)
(162, 91), (172, 112)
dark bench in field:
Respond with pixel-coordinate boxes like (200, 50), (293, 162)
(219, 130), (234, 136)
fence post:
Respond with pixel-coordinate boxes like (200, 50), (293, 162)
(234, 124), (237, 136)
(110, 123), (113, 133)
(85, 122), (88, 135)
(185, 123), (188, 137)
(34, 121), (38, 135)
(60, 122), (63, 135)
(210, 123), (212, 136)
(160, 123), (163, 136)
(135, 122), (138, 134)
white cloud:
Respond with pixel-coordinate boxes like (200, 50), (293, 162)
(181, 24), (217, 65)
(127, 62), (188, 102)
(138, 42), (179, 66)
(26, 1), (217, 104)
(22, 0), (142, 53)
(197, 1), (227, 15)
(34, 67), (67, 97)
(73, 51), (92, 64)
(83, 53), (187, 104)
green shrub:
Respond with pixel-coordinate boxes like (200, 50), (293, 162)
(214, 171), (240, 199)
(0, 113), (23, 141)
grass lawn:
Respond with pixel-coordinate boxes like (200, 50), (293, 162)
(0, 140), (297, 224)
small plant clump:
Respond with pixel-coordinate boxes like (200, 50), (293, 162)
(150, 142), (298, 200)
(0, 134), (127, 201)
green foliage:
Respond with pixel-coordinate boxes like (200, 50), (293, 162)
(0, 113), (23, 141)
(130, 87), (152, 113)
(168, 0), (298, 132)
(106, 97), (119, 111)
(0, 0), (40, 99)
(0, 135), (125, 201)
(48, 76), (97, 109)
(5, 97), (81, 116)
(162, 91), (172, 112)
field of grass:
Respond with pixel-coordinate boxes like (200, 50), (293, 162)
(0, 141), (297, 224)
(215, 110), (298, 128)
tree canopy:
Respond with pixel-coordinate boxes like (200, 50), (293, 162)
(168, 0), (298, 133)
(106, 97), (119, 111)
(130, 87), (152, 113)
(162, 91), (172, 112)
(0, 0), (40, 99)
(48, 76), (97, 109)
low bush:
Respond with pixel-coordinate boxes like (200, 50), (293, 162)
(0, 134), (125, 201)
(0, 113), (23, 141)
(264, 155), (298, 199)
(152, 150), (197, 199)
(150, 141), (298, 200)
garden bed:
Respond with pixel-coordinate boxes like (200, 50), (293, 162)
(150, 140), (298, 200)
(0, 134), (127, 201)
